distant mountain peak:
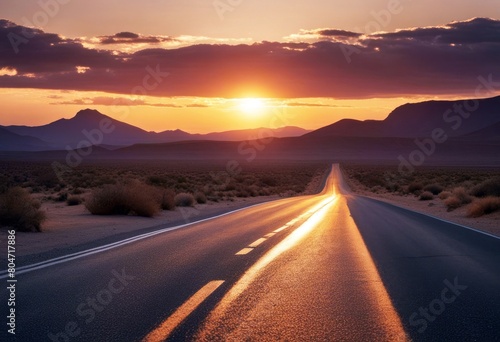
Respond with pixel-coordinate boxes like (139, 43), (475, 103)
(74, 108), (106, 119)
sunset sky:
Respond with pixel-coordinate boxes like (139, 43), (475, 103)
(1, 0), (499, 133)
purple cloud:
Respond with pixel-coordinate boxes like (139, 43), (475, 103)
(0, 18), (499, 98)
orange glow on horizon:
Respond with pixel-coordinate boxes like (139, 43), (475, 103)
(0, 88), (452, 134)
(237, 98), (266, 115)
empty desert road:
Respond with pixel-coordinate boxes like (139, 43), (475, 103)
(2, 165), (500, 341)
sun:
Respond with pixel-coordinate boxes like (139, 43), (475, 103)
(238, 98), (265, 115)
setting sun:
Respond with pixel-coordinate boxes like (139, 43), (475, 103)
(238, 98), (265, 115)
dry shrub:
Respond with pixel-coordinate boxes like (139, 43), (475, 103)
(66, 195), (83, 206)
(470, 178), (500, 198)
(444, 196), (462, 211)
(194, 191), (207, 204)
(159, 189), (176, 211)
(419, 191), (434, 201)
(408, 182), (423, 194)
(444, 187), (472, 211)
(261, 176), (278, 187)
(85, 183), (160, 217)
(438, 191), (452, 200)
(175, 193), (195, 207)
(0, 187), (46, 232)
(72, 187), (85, 195)
(259, 188), (271, 196)
(467, 197), (500, 217)
(236, 189), (249, 198)
(55, 192), (68, 202)
(452, 187), (472, 204)
(423, 184), (443, 195)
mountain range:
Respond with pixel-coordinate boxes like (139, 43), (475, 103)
(0, 96), (499, 157)
(305, 96), (500, 139)
(0, 109), (310, 151)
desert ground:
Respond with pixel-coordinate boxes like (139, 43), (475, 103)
(0, 160), (328, 259)
(2, 160), (499, 263)
(341, 164), (500, 237)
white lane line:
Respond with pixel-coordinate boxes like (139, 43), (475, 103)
(273, 226), (288, 233)
(142, 280), (224, 342)
(237, 204), (330, 256)
(237, 196), (337, 255)
(205, 196), (338, 320)
(0, 201), (279, 278)
(235, 248), (254, 255)
(248, 238), (267, 248)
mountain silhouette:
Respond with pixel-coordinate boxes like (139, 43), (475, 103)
(5, 109), (155, 148)
(1, 109), (310, 150)
(463, 121), (500, 141)
(0, 127), (53, 151)
(306, 96), (500, 138)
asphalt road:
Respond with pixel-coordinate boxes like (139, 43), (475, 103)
(1, 165), (499, 341)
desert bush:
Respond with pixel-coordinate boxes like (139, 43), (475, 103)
(174, 193), (195, 207)
(147, 175), (168, 187)
(467, 197), (500, 217)
(408, 182), (423, 194)
(72, 188), (85, 195)
(223, 182), (237, 191)
(36, 171), (61, 189)
(159, 189), (176, 210)
(55, 192), (68, 202)
(452, 187), (472, 204)
(470, 178), (500, 198)
(194, 191), (207, 204)
(444, 196), (462, 211)
(66, 196), (83, 206)
(85, 183), (160, 217)
(236, 190), (249, 198)
(0, 161), (327, 204)
(419, 191), (434, 201)
(208, 195), (220, 203)
(423, 184), (443, 195)
(261, 176), (279, 187)
(259, 188), (271, 196)
(0, 187), (46, 232)
(438, 191), (452, 200)
(444, 187), (472, 211)
(247, 185), (260, 197)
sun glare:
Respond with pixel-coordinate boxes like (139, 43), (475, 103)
(238, 98), (265, 115)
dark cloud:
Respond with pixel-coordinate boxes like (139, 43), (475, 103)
(372, 17), (500, 44)
(52, 96), (196, 108)
(0, 19), (117, 74)
(315, 29), (361, 38)
(1, 18), (499, 98)
(115, 32), (139, 39)
(97, 31), (175, 45)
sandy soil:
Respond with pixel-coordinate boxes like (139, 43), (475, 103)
(345, 178), (500, 237)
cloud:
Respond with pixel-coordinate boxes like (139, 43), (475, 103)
(318, 29), (361, 38)
(81, 32), (251, 52)
(1, 18), (500, 99)
(371, 17), (500, 44)
(284, 28), (362, 44)
(96, 32), (176, 45)
(186, 104), (210, 108)
(51, 96), (206, 108)
(286, 102), (346, 108)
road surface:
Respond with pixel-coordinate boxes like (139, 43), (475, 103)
(1, 165), (499, 341)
